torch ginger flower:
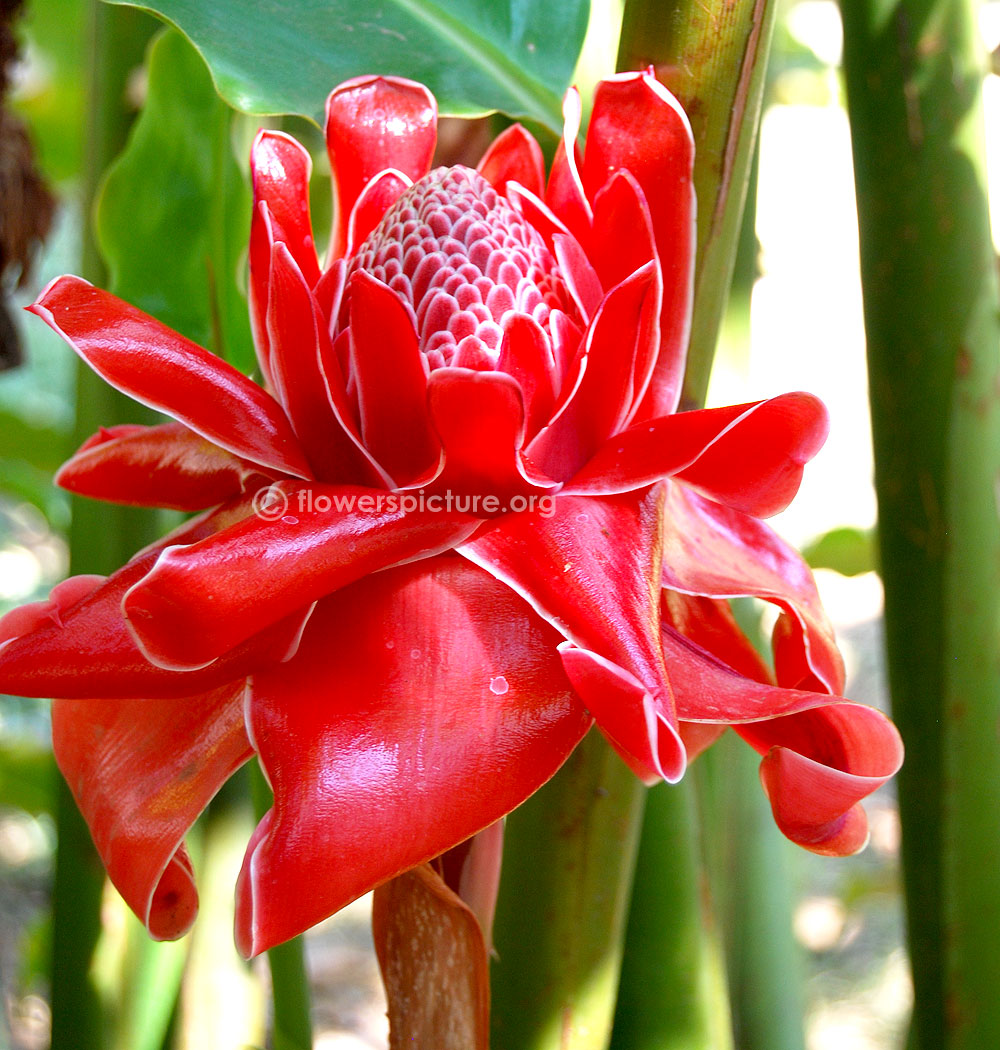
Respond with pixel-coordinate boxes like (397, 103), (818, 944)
(0, 71), (901, 956)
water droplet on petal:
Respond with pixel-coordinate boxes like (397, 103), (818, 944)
(281, 515), (299, 525)
(490, 675), (509, 695)
(410, 648), (421, 659)
(576, 513), (589, 523)
(385, 640), (395, 650)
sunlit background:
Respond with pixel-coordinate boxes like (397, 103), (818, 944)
(1, 0), (998, 1045)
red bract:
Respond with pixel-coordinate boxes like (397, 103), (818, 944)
(0, 71), (901, 956)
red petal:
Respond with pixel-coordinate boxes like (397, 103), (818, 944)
(326, 76), (437, 261)
(496, 314), (557, 439)
(545, 87), (592, 248)
(566, 394), (829, 517)
(659, 482), (845, 694)
(425, 367), (557, 502)
(249, 131), (322, 380)
(584, 72), (695, 417)
(528, 263), (658, 481)
(234, 557), (590, 956)
(0, 509), (313, 699)
(477, 124), (546, 198)
(123, 482), (479, 670)
(348, 270), (442, 486)
(461, 486), (685, 782)
(55, 422), (259, 510)
(346, 169), (412, 256)
(660, 620), (902, 854)
(53, 684), (250, 939)
(29, 277), (311, 479)
(267, 244), (382, 484)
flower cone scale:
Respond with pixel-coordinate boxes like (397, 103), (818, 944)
(0, 71), (901, 956)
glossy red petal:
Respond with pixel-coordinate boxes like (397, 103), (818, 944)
(348, 270), (442, 487)
(267, 244), (381, 484)
(559, 643), (684, 784)
(553, 232), (603, 322)
(0, 509), (313, 699)
(659, 619), (902, 853)
(249, 131), (322, 379)
(566, 394), (828, 516)
(234, 557), (591, 956)
(346, 169), (412, 257)
(55, 421), (259, 510)
(496, 314), (557, 439)
(528, 263), (658, 481)
(476, 124), (546, 198)
(659, 482), (845, 694)
(461, 485), (685, 782)
(425, 367), (557, 501)
(584, 72), (695, 417)
(29, 277), (311, 479)
(746, 704), (903, 855)
(53, 684), (251, 939)
(123, 482), (479, 670)
(545, 87), (592, 248)
(326, 76), (437, 261)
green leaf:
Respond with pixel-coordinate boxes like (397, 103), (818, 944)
(103, 0), (591, 132)
(96, 29), (255, 372)
(801, 526), (877, 577)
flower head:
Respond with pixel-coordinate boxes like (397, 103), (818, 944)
(0, 71), (901, 956)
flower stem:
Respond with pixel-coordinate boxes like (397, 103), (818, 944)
(490, 730), (646, 1050)
(249, 764), (313, 1050)
(49, 5), (155, 1049)
(609, 780), (733, 1050)
(839, 0), (1000, 1044)
(616, 0), (778, 408)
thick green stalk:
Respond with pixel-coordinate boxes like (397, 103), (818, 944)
(490, 732), (646, 1050)
(617, 0), (777, 407)
(249, 765), (313, 1050)
(839, 0), (1000, 1045)
(609, 781), (732, 1050)
(49, 6), (155, 1050)
(697, 736), (806, 1050)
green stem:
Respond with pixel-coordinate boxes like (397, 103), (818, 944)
(609, 781), (732, 1050)
(249, 765), (313, 1050)
(49, 6), (155, 1049)
(490, 731), (646, 1050)
(616, 0), (778, 407)
(839, 0), (1000, 1044)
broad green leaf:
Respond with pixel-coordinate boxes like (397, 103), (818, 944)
(801, 526), (877, 577)
(96, 29), (255, 372)
(104, 0), (591, 132)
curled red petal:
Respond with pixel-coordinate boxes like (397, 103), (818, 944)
(266, 244), (381, 484)
(326, 76), (437, 261)
(545, 87), (592, 248)
(584, 72), (695, 417)
(566, 393), (829, 517)
(53, 683), (251, 939)
(659, 481), (845, 694)
(249, 131), (322, 380)
(347, 169), (412, 256)
(348, 270), (442, 487)
(425, 367), (557, 502)
(0, 502), (312, 699)
(123, 482), (479, 670)
(461, 485), (684, 781)
(234, 557), (590, 956)
(29, 277), (311, 479)
(496, 314), (557, 440)
(528, 263), (659, 481)
(477, 124), (546, 198)
(55, 421), (259, 510)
